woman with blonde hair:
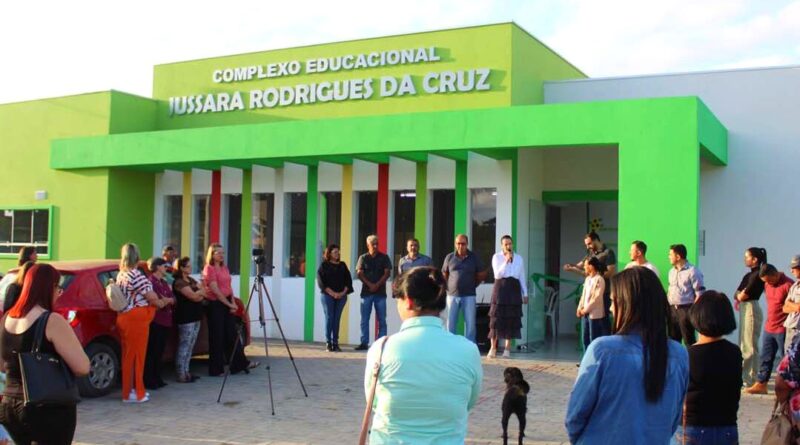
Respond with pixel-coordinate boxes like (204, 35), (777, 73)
(115, 243), (165, 403)
(202, 243), (257, 376)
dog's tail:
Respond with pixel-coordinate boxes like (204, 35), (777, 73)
(520, 380), (530, 394)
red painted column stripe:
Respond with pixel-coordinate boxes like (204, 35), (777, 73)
(210, 170), (222, 243)
(377, 164), (389, 249)
(376, 163), (390, 339)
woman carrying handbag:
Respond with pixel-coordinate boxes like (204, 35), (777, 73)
(762, 335), (800, 444)
(0, 264), (90, 445)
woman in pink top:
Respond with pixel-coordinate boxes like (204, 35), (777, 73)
(202, 243), (257, 376)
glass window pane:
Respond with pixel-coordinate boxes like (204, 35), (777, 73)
(253, 193), (274, 276)
(323, 192), (342, 248)
(163, 196), (182, 254)
(0, 211), (12, 244)
(286, 193), (307, 277)
(193, 195), (210, 274)
(431, 190), (455, 269)
(32, 209), (49, 244)
(356, 191), (377, 256)
(226, 194), (242, 275)
(0, 210), (12, 254)
(393, 191), (416, 272)
(13, 210), (32, 244)
(471, 188), (497, 283)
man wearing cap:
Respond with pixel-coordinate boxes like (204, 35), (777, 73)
(782, 255), (800, 353)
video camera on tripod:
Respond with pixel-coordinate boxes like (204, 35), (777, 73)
(216, 247), (307, 413)
(251, 248), (274, 276)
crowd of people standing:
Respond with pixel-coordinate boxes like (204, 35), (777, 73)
(316, 232), (529, 356)
(4, 226), (800, 444)
(558, 231), (800, 444)
(114, 243), (259, 404)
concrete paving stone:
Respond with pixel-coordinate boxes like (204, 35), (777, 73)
(70, 340), (774, 445)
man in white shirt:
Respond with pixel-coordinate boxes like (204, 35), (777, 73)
(624, 240), (659, 278)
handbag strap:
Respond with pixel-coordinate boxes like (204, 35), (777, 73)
(31, 311), (51, 354)
(681, 400), (686, 445)
(358, 336), (390, 445)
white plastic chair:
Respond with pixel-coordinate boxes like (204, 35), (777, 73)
(543, 286), (560, 344)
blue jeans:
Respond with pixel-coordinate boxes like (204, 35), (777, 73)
(360, 295), (387, 345)
(582, 317), (608, 351)
(321, 293), (348, 344)
(446, 295), (476, 343)
(757, 331), (785, 383)
(673, 425), (738, 445)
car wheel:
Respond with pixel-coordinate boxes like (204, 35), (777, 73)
(78, 342), (119, 397)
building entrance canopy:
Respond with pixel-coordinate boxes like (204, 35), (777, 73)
(51, 97), (726, 341)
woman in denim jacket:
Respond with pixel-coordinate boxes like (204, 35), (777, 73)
(566, 267), (689, 445)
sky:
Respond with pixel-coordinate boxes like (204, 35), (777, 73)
(1, 0), (799, 104)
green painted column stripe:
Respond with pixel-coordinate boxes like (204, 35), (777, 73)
(511, 151), (518, 242)
(239, 169), (252, 304)
(320, 193), (327, 246)
(304, 165), (319, 342)
(454, 160), (468, 236)
(454, 159), (468, 335)
(414, 162), (428, 254)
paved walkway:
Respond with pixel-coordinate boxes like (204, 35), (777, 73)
(73, 341), (773, 445)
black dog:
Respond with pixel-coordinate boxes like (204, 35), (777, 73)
(502, 367), (529, 445)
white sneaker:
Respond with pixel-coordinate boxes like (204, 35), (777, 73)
(502, 349), (511, 358)
(487, 348), (497, 359)
(124, 391), (150, 403)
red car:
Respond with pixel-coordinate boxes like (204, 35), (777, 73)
(3, 260), (250, 397)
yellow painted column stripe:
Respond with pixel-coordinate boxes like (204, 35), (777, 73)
(339, 164), (354, 344)
(180, 171), (192, 257)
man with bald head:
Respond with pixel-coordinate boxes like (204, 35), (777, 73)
(442, 234), (486, 343)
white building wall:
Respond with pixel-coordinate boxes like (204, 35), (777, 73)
(545, 66), (800, 340)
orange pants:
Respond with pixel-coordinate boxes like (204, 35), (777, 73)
(116, 305), (155, 400)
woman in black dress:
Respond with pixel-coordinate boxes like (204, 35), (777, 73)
(488, 235), (528, 358)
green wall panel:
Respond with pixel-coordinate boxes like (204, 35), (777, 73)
(109, 91), (158, 134)
(0, 93), (115, 271)
(152, 24), (525, 131)
(510, 26), (586, 105)
(105, 169), (156, 259)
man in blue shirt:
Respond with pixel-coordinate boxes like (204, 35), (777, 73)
(355, 235), (392, 351)
(397, 238), (433, 275)
(667, 244), (704, 346)
(442, 234), (486, 343)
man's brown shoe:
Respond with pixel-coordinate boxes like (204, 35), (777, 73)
(745, 381), (768, 394)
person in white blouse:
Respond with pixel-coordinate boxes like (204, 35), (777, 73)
(488, 235), (528, 358)
(577, 256), (609, 352)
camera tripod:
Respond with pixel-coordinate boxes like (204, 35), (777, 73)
(216, 269), (308, 414)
